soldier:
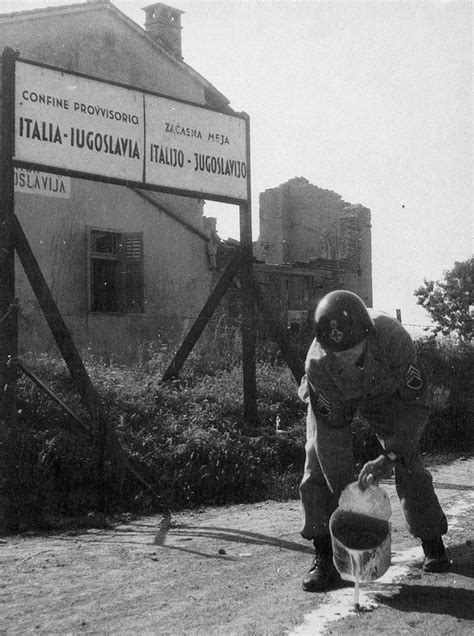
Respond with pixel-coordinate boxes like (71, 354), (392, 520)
(299, 290), (449, 592)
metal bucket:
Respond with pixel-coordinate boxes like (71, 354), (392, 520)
(329, 508), (391, 582)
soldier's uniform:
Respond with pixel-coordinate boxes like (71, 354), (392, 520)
(299, 309), (447, 542)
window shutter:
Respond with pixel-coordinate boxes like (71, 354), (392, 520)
(124, 233), (144, 313)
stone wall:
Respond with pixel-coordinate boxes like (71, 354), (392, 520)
(255, 177), (372, 307)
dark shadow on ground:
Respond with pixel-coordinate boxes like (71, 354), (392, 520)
(376, 584), (474, 620)
(152, 523), (313, 557)
(446, 542), (474, 579)
(27, 519), (312, 563)
(406, 541), (474, 579)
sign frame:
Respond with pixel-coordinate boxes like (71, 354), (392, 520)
(0, 49), (257, 435)
(13, 56), (250, 206)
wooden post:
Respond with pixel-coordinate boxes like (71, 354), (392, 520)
(0, 47), (18, 439)
(239, 113), (257, 423)
(240, 202), (257, 423)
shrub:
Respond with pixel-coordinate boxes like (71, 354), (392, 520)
(416, 337), (473, 451)
(1, 329), (471, 531)
(2, 352), (307, 530)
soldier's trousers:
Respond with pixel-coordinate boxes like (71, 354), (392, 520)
(299, 403), (448, 541)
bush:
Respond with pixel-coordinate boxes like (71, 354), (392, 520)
(1, 329), (471, 531)
(114, 364), (307, 512)
(1, 349), (307, 530)
(416, 337), (473, 451)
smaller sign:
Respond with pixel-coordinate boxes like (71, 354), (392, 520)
(14, 167), (70, 198)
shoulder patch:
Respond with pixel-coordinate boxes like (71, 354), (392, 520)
(405, 363), (423, 391)
(316, 392), (331, 417)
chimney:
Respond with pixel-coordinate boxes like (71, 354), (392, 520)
(142, 3), (184, 60)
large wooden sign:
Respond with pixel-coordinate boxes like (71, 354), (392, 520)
(0, 50), (256, 437)
(14, 60), (249, 203)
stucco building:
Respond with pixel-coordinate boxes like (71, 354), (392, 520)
(0, 1), (233, 361)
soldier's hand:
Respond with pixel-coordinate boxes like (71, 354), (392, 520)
(358, 454), (394, 490)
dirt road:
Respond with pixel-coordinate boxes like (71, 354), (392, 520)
(1, 457), (473, 635)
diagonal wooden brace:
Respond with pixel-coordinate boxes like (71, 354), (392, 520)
(162, 249), (243, 382)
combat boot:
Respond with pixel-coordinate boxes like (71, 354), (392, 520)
(302, 536), (341, 592)
(422, 537), (450, 572)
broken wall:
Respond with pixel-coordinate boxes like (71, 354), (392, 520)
(255, 177), (373, 312)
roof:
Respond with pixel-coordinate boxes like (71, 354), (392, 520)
(0, 0), (232, 112)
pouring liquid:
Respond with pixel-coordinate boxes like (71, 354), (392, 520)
(354, 555), (360, 608)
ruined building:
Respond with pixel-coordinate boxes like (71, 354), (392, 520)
(254, 177), (372, 329)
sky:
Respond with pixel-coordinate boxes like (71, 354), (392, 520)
(1, 0), (472, 326)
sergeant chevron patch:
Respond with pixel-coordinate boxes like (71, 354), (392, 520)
(405, 363), (423, 390)
(316, 392), (331, 416)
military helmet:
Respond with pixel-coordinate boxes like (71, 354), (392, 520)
(314, 290), (374, 352)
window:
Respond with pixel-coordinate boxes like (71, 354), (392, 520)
(88, 229), (144, 313)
